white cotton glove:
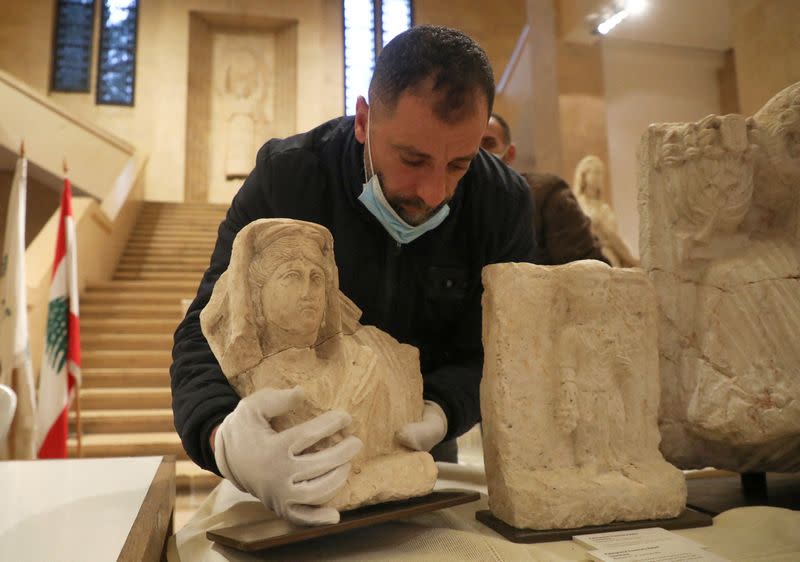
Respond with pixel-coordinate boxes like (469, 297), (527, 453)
(0, 384), (16, 442)
(396, 400), (448, 452)
(213, 386), (363, 526)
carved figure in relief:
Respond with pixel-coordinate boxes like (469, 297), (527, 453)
(573, 155), (639, 267)
(639, 82), (800, 471)
(555, 267), (635, 474)
(200, 219), (436, 514)
(223, 49), (263, 179)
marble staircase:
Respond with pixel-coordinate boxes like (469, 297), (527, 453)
(68, 201), (228, 492)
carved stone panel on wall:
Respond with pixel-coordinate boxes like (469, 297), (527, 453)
(210, 32), (276, 203)
(638, 82), (800, 472)
(200, 219), (437, 511)
(481, 260), (686, 530)
(185, 15), (298, 204)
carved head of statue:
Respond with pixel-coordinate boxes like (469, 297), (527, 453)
(248, 225), (336, 353)
(753, 81), (800, 186)
(225, 50), (260, 99)
(657, 114), (757, 244)
(201, 219), (343, 377)
(559, 260), (612, 319)
(573, 155), (606, 202)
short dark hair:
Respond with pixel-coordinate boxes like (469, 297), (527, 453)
(369, 25), (495, 123)
(490, 113), (512, 145)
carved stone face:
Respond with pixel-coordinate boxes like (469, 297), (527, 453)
(260, 254), (327, 348)
(583, 163), (605, 201)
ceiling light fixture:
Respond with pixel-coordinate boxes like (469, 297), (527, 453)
(590, 0), (647, 36)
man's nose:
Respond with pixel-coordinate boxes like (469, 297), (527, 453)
(416, 168), (448, 208)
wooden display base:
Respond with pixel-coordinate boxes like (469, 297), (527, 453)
(207, 489), (481, 552)
(475, 508), (713, 544)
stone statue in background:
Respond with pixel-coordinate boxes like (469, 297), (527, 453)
(481, 260), (685, 530)
(223, 49), (262, 180)
(638, 81), (800, 472)
(200, 219), (437, 511)
(573, 155), (639, 267)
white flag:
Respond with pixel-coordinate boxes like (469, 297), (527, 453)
(0, 156), (36, 459)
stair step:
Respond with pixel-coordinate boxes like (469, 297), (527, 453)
(81, 303), (183, 318)
(68, 432), (188, 459)
(176, 460), (222, 491)
(82, 368), (171, 388)
(129, 231), (219, 239)
(124, 239), (216, 248)
(83, 292), (189, 306)
(82, 333), (174, 350)
(88, 281), (199, 293)
(82, 349), (173, 369)
(70, 408), (174, 433)
(136, 219), (225, 231)
(114, 271), (206, 281)
(81, 318), (181, 334)
(80, 387), (171, 409)
(119, 256), (210, 266)
(122, 247), (214, 258)
(115, 263), (208, 273)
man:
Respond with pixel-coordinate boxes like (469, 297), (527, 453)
(171, 26), (536, 526)
(481, 113), (608, 265)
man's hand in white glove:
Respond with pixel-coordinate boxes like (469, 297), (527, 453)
(212, 386), (363, 526)
(396, 400), (448, 452)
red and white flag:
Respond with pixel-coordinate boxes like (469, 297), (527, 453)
(36, 177), (81, 458)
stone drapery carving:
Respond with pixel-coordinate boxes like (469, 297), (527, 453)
(200, 219), (436, 511)
(573, 155), (639, 267)
(638, 82), (800, 472)
(481, 260), (685, 530)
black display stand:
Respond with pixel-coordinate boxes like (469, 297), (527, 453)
(474, 508), (713, 544)
(687, 471), (800, 515)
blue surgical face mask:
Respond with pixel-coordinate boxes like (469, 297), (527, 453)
(357, 111), (450, 245)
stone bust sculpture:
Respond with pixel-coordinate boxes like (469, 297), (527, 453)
(573, 155), (639, 267)
(201, 219), (437, 511)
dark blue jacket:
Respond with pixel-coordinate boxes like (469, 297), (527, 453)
(170, 116), (536, 474)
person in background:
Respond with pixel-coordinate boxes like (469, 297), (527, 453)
(481, 113), (608, 265)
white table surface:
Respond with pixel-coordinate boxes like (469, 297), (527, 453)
(0, 456), (162, 562)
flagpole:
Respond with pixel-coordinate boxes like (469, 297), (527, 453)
(63, 157), (83, 458)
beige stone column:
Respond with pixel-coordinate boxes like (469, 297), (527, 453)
(732, 0), (800, 115)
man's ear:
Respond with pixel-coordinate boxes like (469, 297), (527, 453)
(505, 144), (517, 166)
(354, 96), (369, 144)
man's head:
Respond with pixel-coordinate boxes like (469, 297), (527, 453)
(354, 26), (494, 225)
(481, 113), (516, 166)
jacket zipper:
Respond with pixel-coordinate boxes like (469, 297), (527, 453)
(381, 237), (402, 322)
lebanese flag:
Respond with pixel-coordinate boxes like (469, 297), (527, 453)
(36, 177), (81, 458)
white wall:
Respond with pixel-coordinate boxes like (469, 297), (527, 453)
(602, 40), (724, 255)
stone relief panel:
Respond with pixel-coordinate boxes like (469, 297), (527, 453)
(209, 30), (276, 204)
(638, 81), (800, 472)
(481, 260), (685, 530)
(573, 155), (639, 267)
(200, 219), (436, 511)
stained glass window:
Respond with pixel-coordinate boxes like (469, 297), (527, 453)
(343, 0), (413, 115)
(97, 0), (139, 106)
(51, 0), (96, 93)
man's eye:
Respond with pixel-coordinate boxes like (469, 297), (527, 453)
(401, 158), (425, 167)
(481, 139), (495, 150)
(448, 163), (468, 173)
